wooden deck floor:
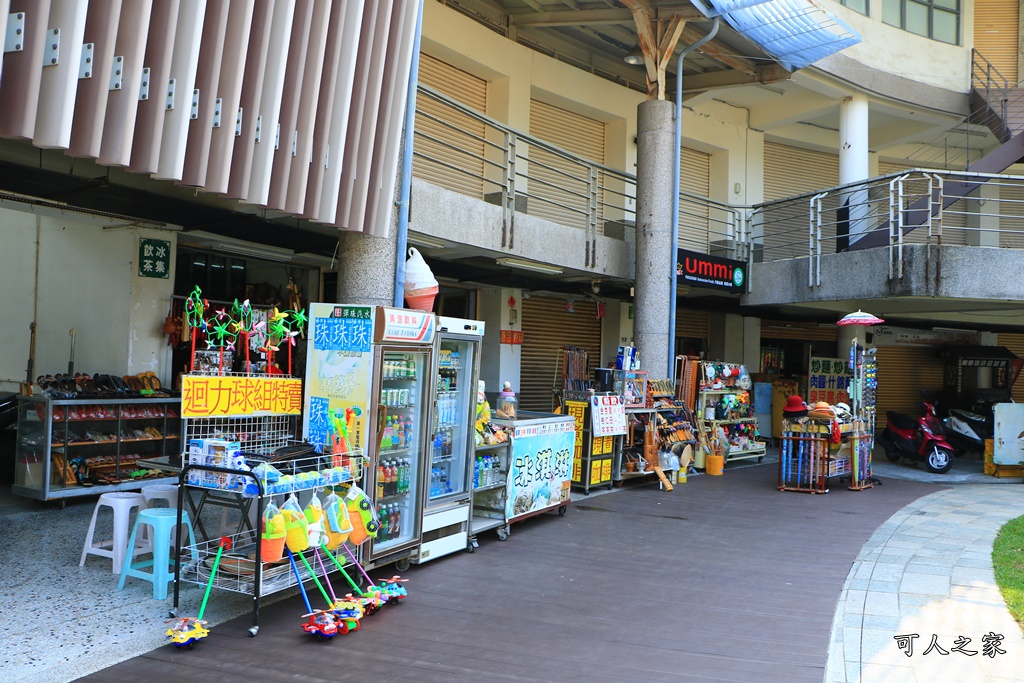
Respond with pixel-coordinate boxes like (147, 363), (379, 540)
(75, 465), (942, 683)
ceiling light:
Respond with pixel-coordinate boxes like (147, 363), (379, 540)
(496, 257), (563, 275)
(623, 44), (645, 65)
(408, 233), (448, 249)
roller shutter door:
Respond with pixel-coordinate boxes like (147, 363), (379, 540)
(764, 142), (839, 202)
(874, 345), (945, 430)
(997, 333), (1024, 402)
(974, 0), (1019, 85)
(413, 55), (487, 198)
(679, 148), (712, 252)
(520, 296), (602, 411)
(760, 321), (839, 342)
(528, 100), (605, 231)
(676, 309), (710, 340)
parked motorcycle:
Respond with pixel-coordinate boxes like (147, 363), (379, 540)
(877, 402), (955, 473)
(944, 408), (992, 456)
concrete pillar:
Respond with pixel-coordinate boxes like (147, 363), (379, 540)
(838, 95), (870, 249)
(632, 100), (675, 379)
(335, 230), (399, 306)
(742, 316), (760, 370)
(708, 312), (744, 362)
(478, 287), (521, 395)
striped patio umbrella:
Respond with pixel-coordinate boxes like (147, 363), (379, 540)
(837, 309), (884, 326)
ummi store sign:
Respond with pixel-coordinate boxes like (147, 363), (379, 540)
(676, 249), (748, 293)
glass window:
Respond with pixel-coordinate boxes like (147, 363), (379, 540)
(881, 0), (959, 44)
(840, 0), (869, 15)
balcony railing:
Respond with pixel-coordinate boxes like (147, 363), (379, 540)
(754, 169), (1024, 285)
(411, 85), (748, 268)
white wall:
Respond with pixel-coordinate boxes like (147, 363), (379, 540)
(0, 205), (176, 392)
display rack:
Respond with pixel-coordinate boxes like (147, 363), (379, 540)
(173, 449), (365, 636)
(778, 418), (872, 493)
(13, 396), (180, 502)
(470, 441), (511, 541)
(563, 391), (620, 495)
(694, 361), (765, 468)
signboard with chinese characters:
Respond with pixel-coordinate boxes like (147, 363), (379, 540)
(138, 238), (170, 279)
(505, 417), (575, 521)
(374, 306), (435, 344)
(590, 394), (627, 437)
(181, 375), (302, 417)
(565, 400), (588, 482)
(303, 303), (374, 452)
(500, 329), (523, 345)
(808, 356), (852, 406)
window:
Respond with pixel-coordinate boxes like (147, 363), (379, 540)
(883, 0), (960, 44)
(839, 0), (869, 16)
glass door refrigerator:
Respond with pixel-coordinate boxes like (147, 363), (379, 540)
(304, 305), (436, 572)
(413, 316), (485, 564)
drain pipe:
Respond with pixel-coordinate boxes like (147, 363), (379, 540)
(668, 17), (720, 381)
(394, 0), (425, 307)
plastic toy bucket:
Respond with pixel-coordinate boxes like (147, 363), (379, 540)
(705, 454), (725, 476)
(261, 512), (286, 562)
(283, 508), (310, 552)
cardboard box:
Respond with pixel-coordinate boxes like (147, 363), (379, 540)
(16, 454), (43, 488)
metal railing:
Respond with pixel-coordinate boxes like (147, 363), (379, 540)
(411, 85), (744, 267)
(754, 169), (1024, 284)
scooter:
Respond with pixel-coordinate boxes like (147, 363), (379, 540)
(944, 408), (992, 456)
(877, 402), (955, 473)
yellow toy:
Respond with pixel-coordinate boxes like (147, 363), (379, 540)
(322, 491), (352, 549)
(260, 501), (286, 562)
(282, 494), (309, 552)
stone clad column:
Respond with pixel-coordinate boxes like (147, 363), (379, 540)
(335, 230), (399, 306)
(632, 100), (675, 378)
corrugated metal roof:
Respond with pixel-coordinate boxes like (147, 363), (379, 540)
(695, 0), (861, 71)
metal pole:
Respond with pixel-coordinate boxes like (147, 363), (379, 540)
(669, 17), (720, 382)
(394, 0), (425, 307)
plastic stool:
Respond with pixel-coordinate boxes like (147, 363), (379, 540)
(79, 492), (148, 575)
(141, 483), (179, 508)
(118, 508), (199, 600)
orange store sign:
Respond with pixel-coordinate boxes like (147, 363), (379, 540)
(182, 376), (303, 417)
(500, 330), (523, 345)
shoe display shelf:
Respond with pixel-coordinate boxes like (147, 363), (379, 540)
(13, 395), (181, 504)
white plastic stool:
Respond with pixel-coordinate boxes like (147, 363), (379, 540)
(141, 483), (179, 508)
(79, 492), (148, 574)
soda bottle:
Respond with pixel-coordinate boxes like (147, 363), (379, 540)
(378, 501), (389, 540)
(377, 464), (386, 498)
(388, 460), (398, 496)
(400, 459), (409, 494)
(388, 505), (399, 538)
(391, 506), (401, 539)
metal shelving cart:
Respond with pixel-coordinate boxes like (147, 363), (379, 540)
(470, 440), (511, 543)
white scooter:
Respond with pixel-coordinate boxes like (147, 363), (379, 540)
(943, 408), (992, 457)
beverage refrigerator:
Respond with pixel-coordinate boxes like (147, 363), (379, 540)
(303, 304), (437, 571)
(413, 316), (485, 564)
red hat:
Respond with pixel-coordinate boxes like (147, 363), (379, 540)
(782, 395), (808, 417)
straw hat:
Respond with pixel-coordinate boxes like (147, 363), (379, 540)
(808, 401), (836, 420)
(782, 395), (808, 417)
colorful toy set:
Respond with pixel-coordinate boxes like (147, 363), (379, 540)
(166, 537), (231, 648)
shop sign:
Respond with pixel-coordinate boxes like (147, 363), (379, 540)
(376, 307), (435, 344)
(506, 420), (574, 521)
(808, 356), (852, 406)
(182, 375), (303, 417)
(138, 238), (170, 279)
(500, 330), (523, 345)
(565, 400), (587, 482)
(591, 394), (627, 437)
(676, 248), (747, 293)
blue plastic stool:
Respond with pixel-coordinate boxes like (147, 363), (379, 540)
(117, 508), (198, 600)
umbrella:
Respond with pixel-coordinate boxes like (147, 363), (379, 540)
(837, 309), (884, 326)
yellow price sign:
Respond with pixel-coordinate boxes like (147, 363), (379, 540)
(182, 375), (303, 417)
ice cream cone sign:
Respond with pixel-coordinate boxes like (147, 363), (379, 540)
(404, 248), (438, 311)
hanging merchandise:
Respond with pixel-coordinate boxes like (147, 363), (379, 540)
(260, 501), (287, 563)
(693, 360), (765, 469)
(322, 491), (353, 550)
(345, 485), (380, 545)
(282, 494), (310, 553)
(304, 492), (326, 548)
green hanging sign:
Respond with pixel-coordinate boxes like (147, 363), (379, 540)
(138, 238), (171, 279)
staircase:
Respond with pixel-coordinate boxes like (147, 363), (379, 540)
(851, 50), (1024, 250)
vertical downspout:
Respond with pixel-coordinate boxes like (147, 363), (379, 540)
(394, 0), (425, 307)
(669, 17), (719, 381)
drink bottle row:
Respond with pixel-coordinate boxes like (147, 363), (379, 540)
(429, 465), (452, 497)
(376, 503), (402, 541)
(382, 416), (414, 450)
(432, 430), (453, 460)
(383, 357), (417, 379)
(474, 453), (502, 488)
(376, 459), (411, 498)
(436, 392), (459, 425)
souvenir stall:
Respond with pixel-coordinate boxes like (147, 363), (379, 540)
(692, 361), (764, 471)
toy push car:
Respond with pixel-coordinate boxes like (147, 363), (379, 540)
(302, 610), (341, 640)
(378, 575), (409, 604)
(166, 618), (210, 649)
